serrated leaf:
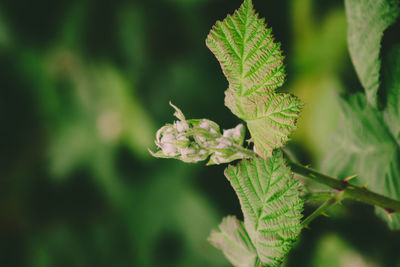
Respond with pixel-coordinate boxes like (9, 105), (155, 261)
(235, 93), (303, 158)
(345, 0), (399, 107)
(383, 45), (400, 146)
(207, 0), (302, 158)
(321, 93), (400, 229)
(224, 151), (304, 266)
(208, 216), (260, 267)
(206, 0), (285, 96)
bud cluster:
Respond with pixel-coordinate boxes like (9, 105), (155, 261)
(149, 103), (249, 165)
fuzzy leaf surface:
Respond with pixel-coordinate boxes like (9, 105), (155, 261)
(224, 151), (303, 266)
(206, 0), (285, 96)
(208, 216), (260, 267)
(345, 0), (399, 107)
(207, 0), (302, 158)
(236, 93), (303, 158)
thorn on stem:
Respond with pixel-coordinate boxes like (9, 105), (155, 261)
(362, 183), (368, 190)
(321, 212), (329, 217)
(385, 209), (393, 222)
(343, 174), (358, 182)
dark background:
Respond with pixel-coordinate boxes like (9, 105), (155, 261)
(1, 0), (399, 266)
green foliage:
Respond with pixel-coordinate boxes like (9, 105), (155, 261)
(240, 94), (303, 158)
(322, 0), (400, 230)
(149, 0), (400, 265)
(5, 0), (400, 265)
(222, 151), (303, 266)
(151, 2), (306, 265)
(321, 93), (400, 229)
(345, 0), (399, 107)
(206, 0), (302, 158)
(208, 216), (259, 267)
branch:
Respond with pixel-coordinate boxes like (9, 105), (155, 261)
(287, 158), (400, 214)
(231, 146), (400, 214)
(303, 190), (340, 202)
(302, 197), (339, 228)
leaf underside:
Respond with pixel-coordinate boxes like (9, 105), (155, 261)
(322, 0), (400, 229)
(208, 216), (260, 267)
(345, 0), (399, 107)
(222, 151), (303, 266)
(321, 93), (400, 229)
(206, 0), (302, 158)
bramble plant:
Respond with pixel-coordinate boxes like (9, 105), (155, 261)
(150, 0), (400, 266)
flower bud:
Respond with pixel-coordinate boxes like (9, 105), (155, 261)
(175, 120), (189, 132)
(198, 119), (220, 136)
(150, 104), (250, 165)
(223, 124), (245, 145)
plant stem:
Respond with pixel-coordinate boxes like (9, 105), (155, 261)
(287, 159), (400, 214)
(304, 190), (341, 202)
(302, 197), (339, 228)
(233, 146), (400, 213)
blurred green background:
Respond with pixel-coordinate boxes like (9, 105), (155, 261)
(1, 0), (400, 266)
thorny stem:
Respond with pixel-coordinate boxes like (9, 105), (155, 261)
(237, 147), (400, 214)
(287, 159), (400, 214)
(302, 197), (340, 228)
(303, 190), (340, 202)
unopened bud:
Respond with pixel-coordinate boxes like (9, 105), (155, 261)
(175, 121), (189, 132)
(162, 143), (179, 156)
(223, 124), (244, 144)
(151, 104), (250, 165)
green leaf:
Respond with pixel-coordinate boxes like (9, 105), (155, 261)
(208, 216), (260, 267)
(322, 6), (400, 230)
(345, 0), (399, 107)
(224, 151), (304, 266)
(321, 93), (400, 229)
(383, 45), (400, 146)
(206, 0), (285, 96)
(232, 93), (303, 158)
(207, 0), (302, 158)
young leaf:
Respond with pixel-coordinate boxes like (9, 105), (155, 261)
(206, 0), (285, 96)
(208, 216), (260, 267)
(321, 93), (400, 229)
(345, 0), (399, 107)
(207, 0), (302, 158)
(224, 150), (304, 266)
(234, 93), (303, 157)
